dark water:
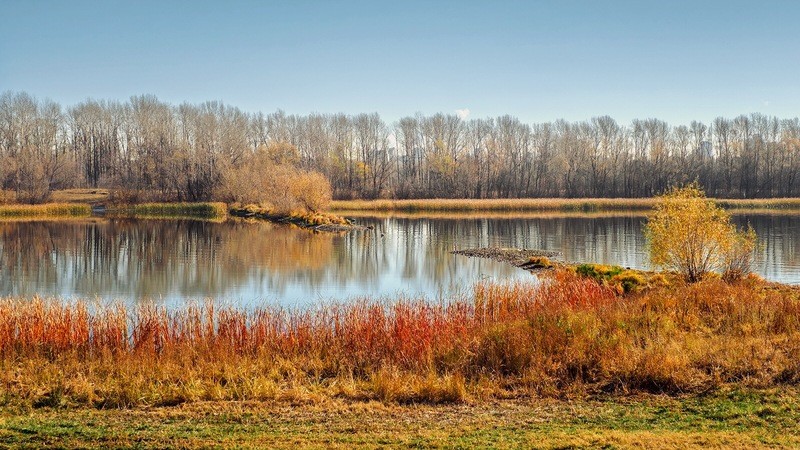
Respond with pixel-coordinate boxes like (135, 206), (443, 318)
(0, 214), (797, 304)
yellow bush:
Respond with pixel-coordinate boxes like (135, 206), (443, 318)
(646, 184), (756, 282)
(611, 270), (647, 294)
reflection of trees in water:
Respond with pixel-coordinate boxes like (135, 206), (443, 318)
(372, 214), (798, 284)
(733, 215), (800, 282)
(0, 220), (336, 300)
(0, 215), (796, 302)
(382, 215), (647, 270)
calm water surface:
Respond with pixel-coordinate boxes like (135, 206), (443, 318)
(1, 214), (798, 304)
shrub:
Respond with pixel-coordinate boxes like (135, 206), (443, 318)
(645, 183), (756, 282)
(648, 274), (670, 287)
(576, 264), (644, 294)
(216, 144), (333, 214)
(611, 270), (647, 294)
(290, 171), (332, 213)
(575, 264), (623, 282)
(723, 226), (757, 283)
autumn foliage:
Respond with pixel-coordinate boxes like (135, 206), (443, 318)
(216, 142), (332, 214)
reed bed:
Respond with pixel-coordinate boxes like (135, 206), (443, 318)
(716, 198), (800, 209)
(109, 202), (229, 219)
(1, 272), (799, 408)
(330, 197), (800, 213)
(0, 203), (91, 219)
(331, 198), (655, 212)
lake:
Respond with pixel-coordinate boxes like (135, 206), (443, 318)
(1, 213), (798, 304)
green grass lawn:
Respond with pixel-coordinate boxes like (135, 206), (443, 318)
(1, 388), (799, 449)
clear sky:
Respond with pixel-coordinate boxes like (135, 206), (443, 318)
(1, 0), (798, 124)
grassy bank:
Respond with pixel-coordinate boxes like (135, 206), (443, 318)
(331, 197), (800, 213)
(229, 204), (352, 229)
(0, 203), (91, 219)
(108, 202), (229, 219)
(2, 388), (799, 448)
(1, 271), (799, 409)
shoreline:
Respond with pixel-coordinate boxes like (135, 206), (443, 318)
(0, 201), (365, 230)
(331, 197), (800, 213)
(4, 191), (800, 220)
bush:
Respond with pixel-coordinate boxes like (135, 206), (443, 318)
(576, 264), (623, 282)
(575, 264), (644, 294)
(216, 144), (333, 214)
(611, 270), (647, 294)
(645, 184), (756, 282)
(723, 226), (757, 283)
(290, 171), (332, 213)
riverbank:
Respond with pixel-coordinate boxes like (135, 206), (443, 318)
(0, 200), (361, 229)
(2, 388), (798, 448)
(331, 197), (800, 213)
(5, 193), (800, 221)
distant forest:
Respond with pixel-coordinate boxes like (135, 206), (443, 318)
(2, 91), (800, 203)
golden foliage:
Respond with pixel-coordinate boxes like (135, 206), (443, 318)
(646, 184), (756, 282)
(290, 170), (332, 213)
(216, 144), (332, 214)
(723, 226), (758, 282)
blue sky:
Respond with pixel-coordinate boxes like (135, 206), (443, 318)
(1, 0), (798, 124)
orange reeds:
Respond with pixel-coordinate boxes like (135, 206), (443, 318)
(1, 272), (799, 407)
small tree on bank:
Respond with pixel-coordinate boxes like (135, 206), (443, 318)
(645, 184), (756, 282)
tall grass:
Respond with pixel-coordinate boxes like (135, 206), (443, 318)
(331, 198), (800, 213)
(109, 202), (229, 219)
(0, 203), (91, 219)
(2, 272), (799, 407)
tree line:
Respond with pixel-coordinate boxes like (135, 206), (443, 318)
(2, 90), (800, 203)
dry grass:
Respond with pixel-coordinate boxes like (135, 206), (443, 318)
(331, 197), (800, 213)
(108, 202), (229, 219)
(1, 272), (799, 409)
(3, 390), (800, 448)
(49, 188), (110, 203)
(0, 203), (91, 219)
(331, 198), (657, 212)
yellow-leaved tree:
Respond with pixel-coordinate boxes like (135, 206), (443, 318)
(645, 184), (756, 282)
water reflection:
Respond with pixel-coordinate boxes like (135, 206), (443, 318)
(0, 214), (797, 304)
